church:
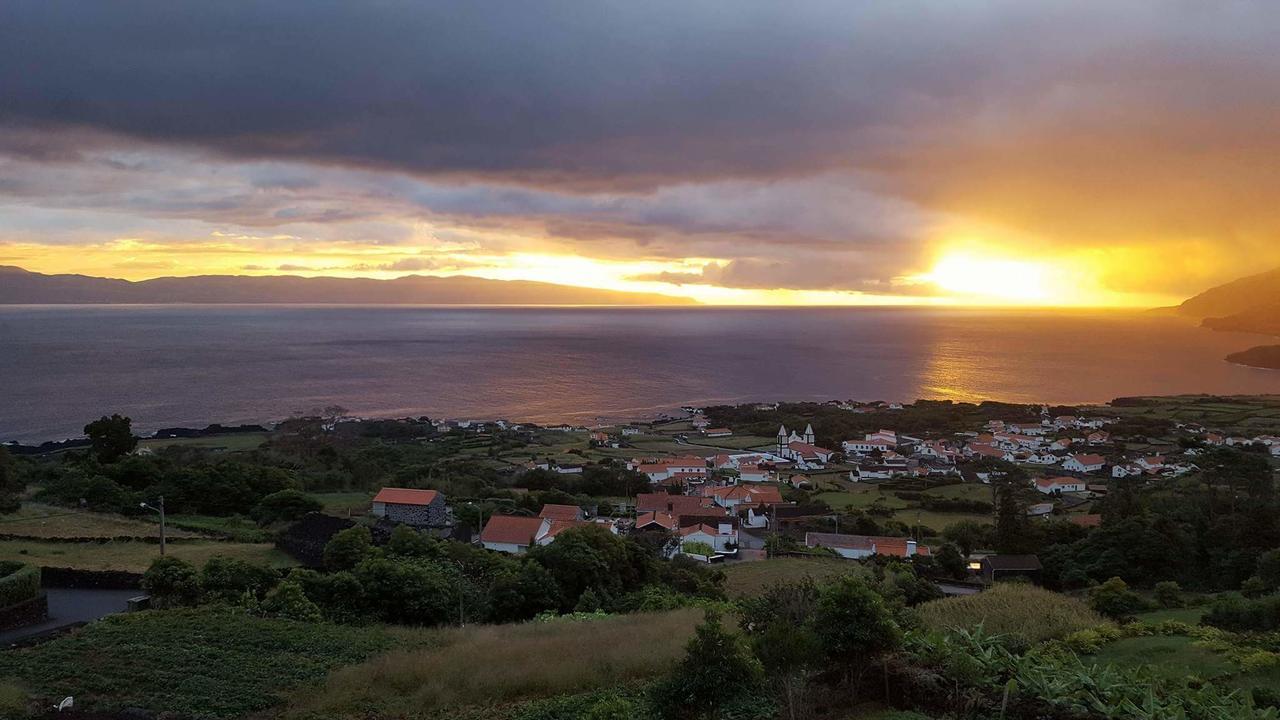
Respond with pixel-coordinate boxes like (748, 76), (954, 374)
(776, 424), (835, 464)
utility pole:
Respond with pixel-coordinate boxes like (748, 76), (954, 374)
(141, 495), (166, 555)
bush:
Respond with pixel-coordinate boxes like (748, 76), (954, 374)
(251, 490), (322, 525)
(1204, 593), (1280, 632)
(681, 542), (715, 558)
(650, 610), (764, 719)
(323, 526), (375, 570)
(1153, 580), (1183, 608)
(262, 580), (323, 622)
(1089, 577), (1149, 620)
(0, 562), (40, 608)
(200, 556), (278, 604)
(142, 556), (201, 608)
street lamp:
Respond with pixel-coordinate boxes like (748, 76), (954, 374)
(140, 495), (166, 556)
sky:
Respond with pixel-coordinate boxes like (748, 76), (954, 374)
(2, 2), (1279, 306)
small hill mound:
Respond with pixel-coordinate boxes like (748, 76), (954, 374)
(918, 583), (1107, 644)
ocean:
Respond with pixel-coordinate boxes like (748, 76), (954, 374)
(1, 305), (1276, 443)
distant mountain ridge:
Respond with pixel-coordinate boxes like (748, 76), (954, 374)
(1177, 266), (1280, 336)
(1177, 265), (1280, 369)
(0, 266), (695, 306)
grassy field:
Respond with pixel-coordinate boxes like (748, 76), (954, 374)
(0, 503), (205, 540)
(0, 538), (295, 572)
(0, 608), (432, 719)
(284, 610), (703, 719)
(892, 509), (992, 532)
(722, 557), (853, 598)
(165, 514), (273, 542)
(314, 492), (374, 517)
(138, 432), (269, 452)
(681, 434), (776, 450)
(918, 583), (1108, 644)
(813, 487), (910, 511)
(922, 483), (994, 502)
(1088, 635), (1233, 681)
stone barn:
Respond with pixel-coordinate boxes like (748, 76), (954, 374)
(371, 487), (448, 527)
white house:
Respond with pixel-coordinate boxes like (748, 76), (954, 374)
(804, 532), (926, 559)
(1062, 453), (1106, 473)
(1034, 477), (1086, 494)
(680, 522), (738, 553)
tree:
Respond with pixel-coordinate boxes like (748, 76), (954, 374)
(528, 525), (647, 610)
(993, 474), (1031, 554)
(942, 519), (988, 556)
(354, 557), (463, 626)
(200, 556), (278, 603)
(651, 611), (764, 719)
(935, 543), (969, 580)
(385, 524), (439, 558)
(0, 447), (22, 514)
(814, 575), (900, 697)
(739, 579), (822, 720)
(84, 414), (138, 464)
(262, 579), (323, 622)
(142, 556), (200, 608)
(1089, 577), (1148, 620)
(1256, 548), (1280, 591)
(251, 489), (322, 525)
(1154, 580), (1183, 609)
(323, 525), (375, 570)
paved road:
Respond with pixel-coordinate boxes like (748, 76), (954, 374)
(0, 588), (138, 645)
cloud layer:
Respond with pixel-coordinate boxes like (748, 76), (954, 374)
(3, 1), (1280, 300)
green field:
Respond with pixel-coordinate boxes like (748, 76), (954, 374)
(1088, 635), (1233, 681)
(0, 538), (295, 572)
(314, 492), (375, 517)
(721, 557), (853, 598)
(922, 483), (994, 502)
(0, 503), (205, 540)
(813, 487), (909, 511)
(0, 608), (431, 719)
(138, 432), (269, 452)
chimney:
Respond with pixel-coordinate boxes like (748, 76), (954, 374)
(906, 539), (918, 557)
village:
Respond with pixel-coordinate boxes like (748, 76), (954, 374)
(340, 396), (1280, 583)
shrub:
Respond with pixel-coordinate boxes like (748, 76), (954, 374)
(1089, 577), (1149, 620)
(650, 610), (764, 719)
(323, 526), (374, 570)
(0, 562), (40, 608)
(1203, 592), (1280, 632)
(262, 580), (322, 622)
(681, 542), (715, 558)
(918, 583), (1107, 644)
(200, 556), (278, 603)
(251, 490), (322, 525)
(1153, 580), (1183, 608)
(142, 556), (201, 608)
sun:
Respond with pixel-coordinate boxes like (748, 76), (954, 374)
(918, 252), (1053, 303)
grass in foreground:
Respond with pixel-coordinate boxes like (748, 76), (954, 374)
(0, 503), (204, 540)
(918, 583), (1108, 644)
(0, 608), (435, 719)
(1087, 635), (1234, 681)
(722, 557), (853, 599)
(0, 538), (295, 572)
(284, 610), (704, 719)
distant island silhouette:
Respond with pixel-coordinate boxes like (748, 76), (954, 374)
(0, 266), (695, 306)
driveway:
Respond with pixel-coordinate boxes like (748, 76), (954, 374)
(0, 588), (138, 645)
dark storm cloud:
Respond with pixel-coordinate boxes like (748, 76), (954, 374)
(5, 1), (1280, 295)
(0, 1), (1020, 185)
